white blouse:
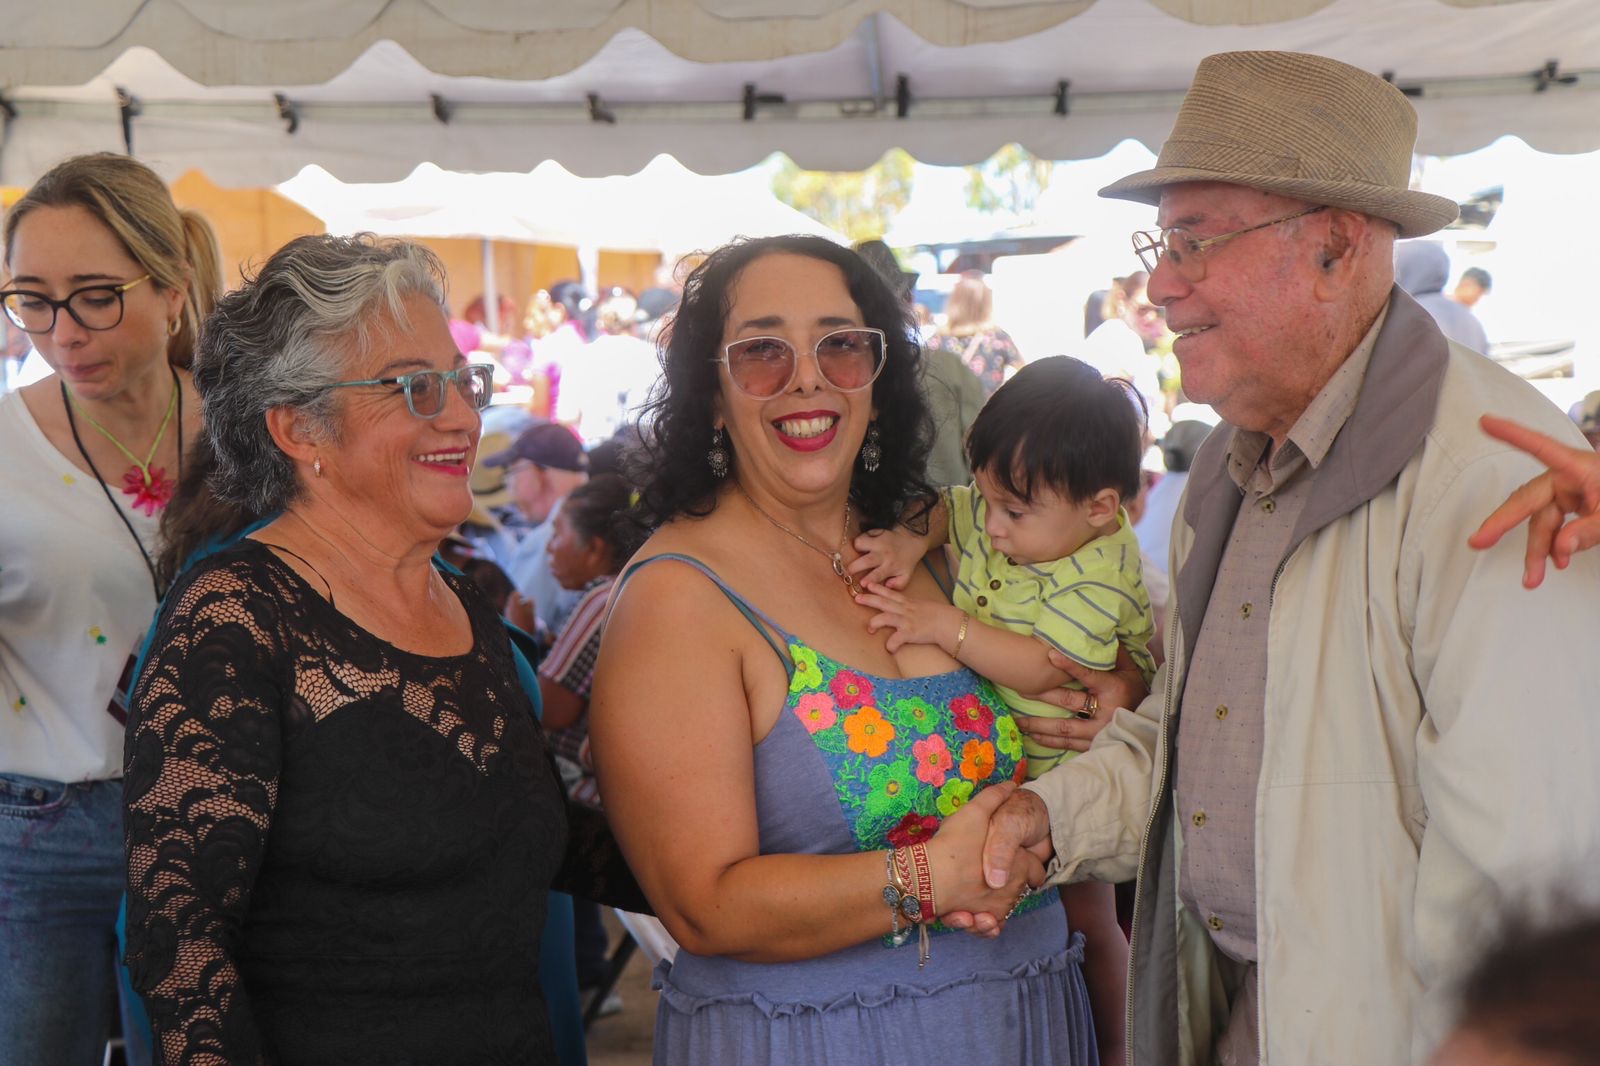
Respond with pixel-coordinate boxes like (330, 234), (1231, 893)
(0, 386), (164, 782)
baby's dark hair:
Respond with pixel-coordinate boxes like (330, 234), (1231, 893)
(965, 356), (1146, 505)
(1451, 904), (1600, 1065)
(563, 474), (650, 574)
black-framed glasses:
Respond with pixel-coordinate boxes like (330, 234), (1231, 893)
(323, 363), (495, 419)
(714, 326), (887, 399)
(0, 274), (152, 334)
(1131, 206), (1327, 281)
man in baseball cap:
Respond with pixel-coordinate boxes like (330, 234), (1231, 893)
(487, 422), (590, 640)
(979, 51), (1600, 1065)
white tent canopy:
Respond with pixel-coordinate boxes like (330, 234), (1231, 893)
(276, 156), (847, 252)
(2, 0), (1596, 185)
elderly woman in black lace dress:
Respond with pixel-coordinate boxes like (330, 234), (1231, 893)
(123, 234), (632, 1065)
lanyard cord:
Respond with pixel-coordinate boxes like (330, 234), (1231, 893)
(60, 369), (184, 601)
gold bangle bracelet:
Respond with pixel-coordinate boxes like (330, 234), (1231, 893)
(952, 613), (970, 660)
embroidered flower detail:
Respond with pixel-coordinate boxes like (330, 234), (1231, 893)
(865, 759), (916, 817)
(912, 734), (953, 787)
(89, 626), (108, 646)
(936, 778), (974, 817)
(842, 706), (894, 757)
(831, 670), (875, 709)
(1012, 757), (1030, 784)
(995, 715), (1023, 760)
(792, 692), (837, 734)
(788, 645), (823, 693)
(960, 739), (996, 782)
(950, 693), (994, 738)
(887, 811), (941, 848)
(890, 696), (939, 736)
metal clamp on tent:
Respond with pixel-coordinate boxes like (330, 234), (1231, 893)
(895, 74), (911, 118)
(1535, 60), (1578, 92)
(741, 83), (785, 120)
(1053, 79), (1071, 116)
(587, 93), (616, 124)
(1381, 71), (1423, 98)
(431, 93), (452, 125)
(116, 86), (141, 154)
(274, 93), (300, 135)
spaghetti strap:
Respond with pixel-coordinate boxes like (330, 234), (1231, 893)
(614, 552), (792, 676)
(922, 551), (955, 601)
(257, 541), (337, 606)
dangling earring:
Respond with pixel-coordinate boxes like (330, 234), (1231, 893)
(707, 427), (729, 479)
(860, 422), (881, 473)
(313, 456), (324, 478)
(167, 317), (181, 337)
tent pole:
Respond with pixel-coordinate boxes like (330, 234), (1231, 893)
(482, 239), (499, 335)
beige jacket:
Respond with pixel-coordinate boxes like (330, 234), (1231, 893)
(1026, 291), (1600, 1065)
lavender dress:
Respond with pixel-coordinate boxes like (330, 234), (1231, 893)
(624, 555), (1098, 1066)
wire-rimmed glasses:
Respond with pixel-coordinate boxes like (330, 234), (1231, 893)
(0, 274), (152, 334)
(323, 363), (495, 419)
(715, 327), (888, 398)
(1131, 206), (1327, 281)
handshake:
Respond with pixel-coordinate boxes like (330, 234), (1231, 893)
(919, 645), (1144, 934)
(921, 780), (1056, 937)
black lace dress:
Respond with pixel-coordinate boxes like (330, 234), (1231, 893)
(123, 539), (622, 1065)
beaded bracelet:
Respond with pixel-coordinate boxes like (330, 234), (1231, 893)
(882, 850), (907, 945)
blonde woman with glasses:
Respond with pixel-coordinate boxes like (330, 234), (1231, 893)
(0, 153), (222, 1066)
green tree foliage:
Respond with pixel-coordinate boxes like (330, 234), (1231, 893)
(769, 149), (916, 243)
(964, 144), (1053, 216)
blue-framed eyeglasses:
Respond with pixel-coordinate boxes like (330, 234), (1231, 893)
(323, 363), (495, 419)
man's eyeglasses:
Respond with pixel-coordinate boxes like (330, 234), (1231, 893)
(1131, 205), (1327, 282)
(323, 363), (495, 419)
(714, 327), (887, 399)
(0, 274), (152, 334)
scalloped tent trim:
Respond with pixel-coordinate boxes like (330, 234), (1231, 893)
(0, 0), (1590, 186)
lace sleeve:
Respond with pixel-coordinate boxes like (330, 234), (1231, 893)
(123, 560), (285, 1066)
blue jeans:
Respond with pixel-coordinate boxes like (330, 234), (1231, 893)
(0, 773), (143, 1066)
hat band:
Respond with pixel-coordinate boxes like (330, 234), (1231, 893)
(1158, 137), (1399, 188)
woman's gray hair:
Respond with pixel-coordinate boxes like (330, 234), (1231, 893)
(193, 233), (448, 514)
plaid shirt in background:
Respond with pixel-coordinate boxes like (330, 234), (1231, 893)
(539, 575), (613, 809)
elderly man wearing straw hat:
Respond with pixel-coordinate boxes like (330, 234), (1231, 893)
(967, 51), (1600, 1065)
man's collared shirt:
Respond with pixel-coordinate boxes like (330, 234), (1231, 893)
(1174, 303), (1389, 965)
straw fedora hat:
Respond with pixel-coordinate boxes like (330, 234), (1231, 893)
(471, 429), (517, 510)
(1100, 51), (1458, 239)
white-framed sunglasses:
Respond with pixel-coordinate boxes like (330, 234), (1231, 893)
(713, 326), (888, 398)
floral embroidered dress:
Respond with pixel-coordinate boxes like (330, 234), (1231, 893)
(626, 555), (1097, 1066)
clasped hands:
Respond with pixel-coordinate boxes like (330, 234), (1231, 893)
(922, 779), (1055, 936)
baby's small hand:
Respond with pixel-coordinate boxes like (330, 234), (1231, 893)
(848, 528), (919, 590)
(857, 583), (959, 654)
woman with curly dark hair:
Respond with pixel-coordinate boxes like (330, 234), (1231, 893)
(591, 235), (1097, 1064)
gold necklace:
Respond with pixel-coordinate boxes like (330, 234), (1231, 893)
(737, 485), (861, 598)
